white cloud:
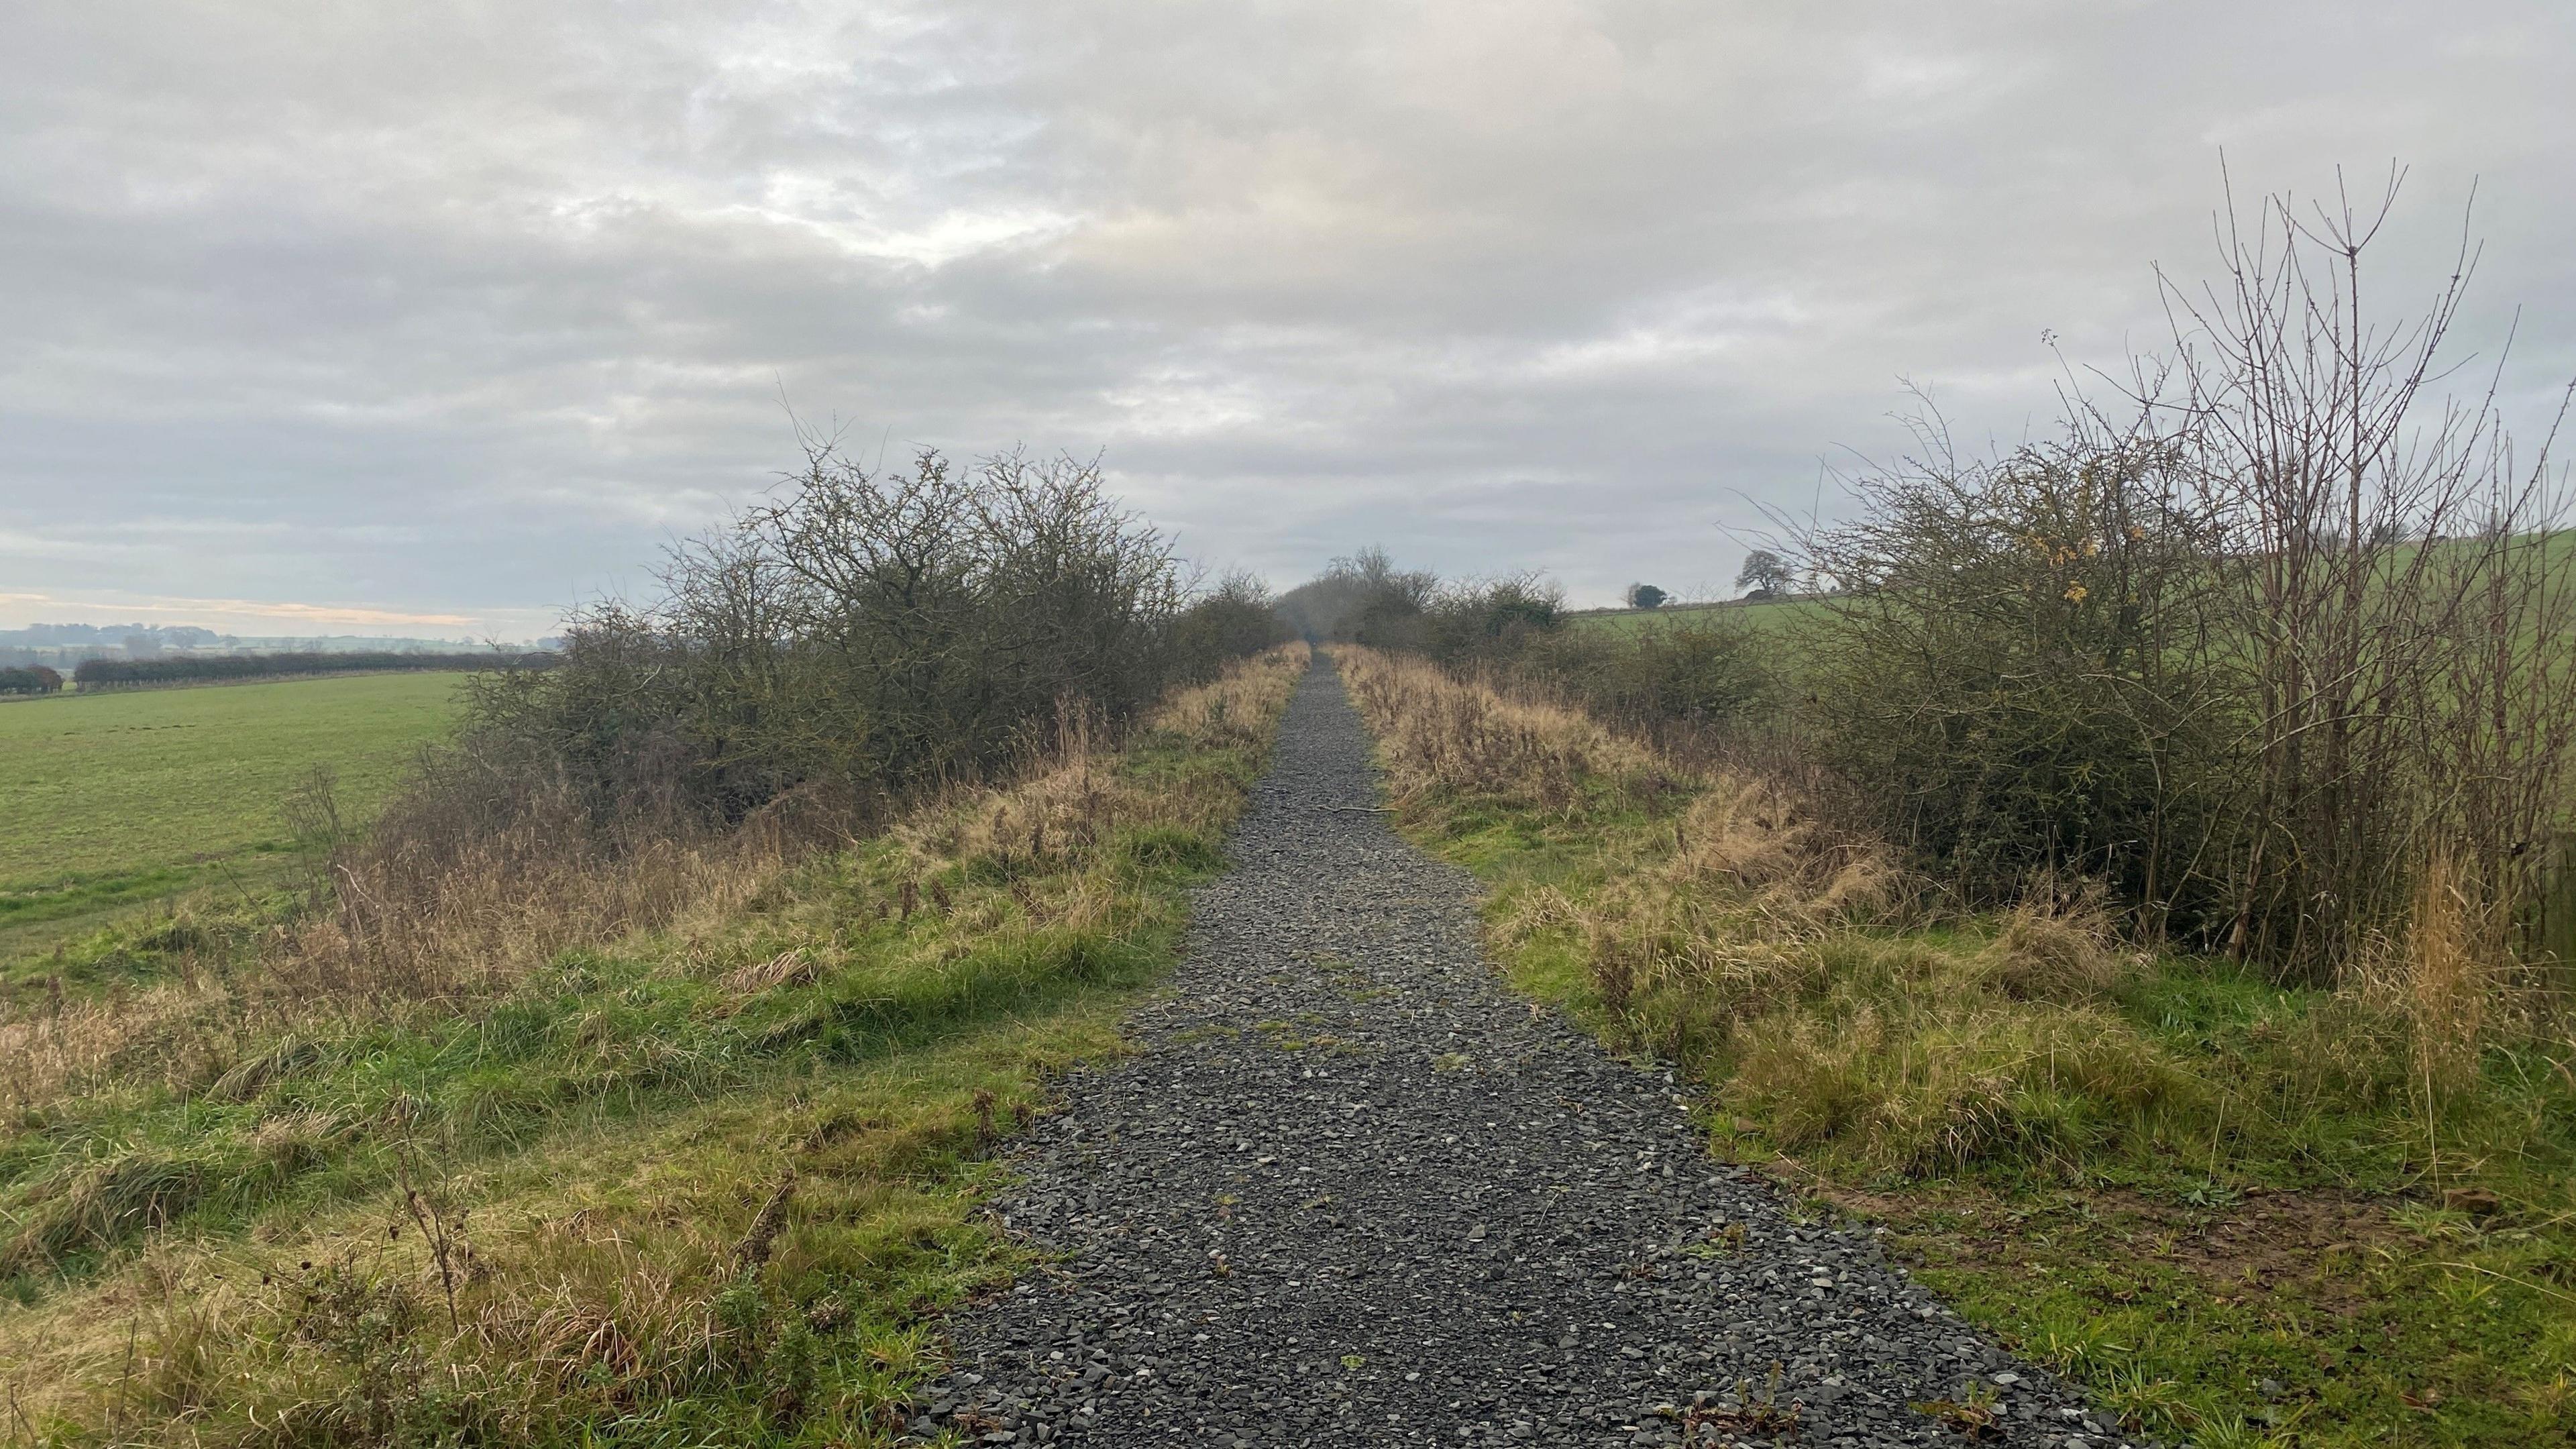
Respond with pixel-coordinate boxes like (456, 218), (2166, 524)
(0, 590), (534, 637)
(0, 0), (2570, 623)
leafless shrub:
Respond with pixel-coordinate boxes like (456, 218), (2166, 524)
(1276, 547), (1438, 646)
(1794, 405), (2242, 932)
(2165, 169), (2576, 979)
(1792, 170), (2576, 988)
(459, 445), (1195, 843)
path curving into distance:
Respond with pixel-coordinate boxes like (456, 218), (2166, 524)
(919, 658), (2133, 1448)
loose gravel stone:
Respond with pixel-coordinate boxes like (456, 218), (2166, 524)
(921, 659), (2137, 1447)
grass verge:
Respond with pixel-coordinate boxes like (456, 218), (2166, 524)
(1334, 645), (2576, 1449)
(0, 644), (1307, 1446)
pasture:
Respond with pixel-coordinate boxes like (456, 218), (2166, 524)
(1566, 595), (1818, 635)
(0, 672), (468, 969)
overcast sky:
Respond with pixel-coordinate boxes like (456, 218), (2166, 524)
(3, 1), (2571, 635)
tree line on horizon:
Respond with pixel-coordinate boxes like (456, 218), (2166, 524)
(0, 664), (63, 696)
(70, 651), (557, 690)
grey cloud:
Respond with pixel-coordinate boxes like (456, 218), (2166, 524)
(2, 1), (2572, 628)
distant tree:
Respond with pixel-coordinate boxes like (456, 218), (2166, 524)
(1277, 546), (1437, 646)
(1169, 570), (1292, 676)
(1623, 583), (1668, 610)
(1421, 573), (1566, 663)
(1735, 549), (1794, 600)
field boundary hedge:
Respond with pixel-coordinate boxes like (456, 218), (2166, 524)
(0, 665), (64, 696)
(72, 651), (553, 690)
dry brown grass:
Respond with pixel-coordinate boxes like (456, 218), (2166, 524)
(1336, 646), (1891, 1034)
(881, 645), (1309, 939)
(1338, 645), (1881, 901)
(308, 795), (794, 1000)
(1977, 891), (2135, 1003)
(722, 948), (819, 996)
(2340, 851), (2529, 1134)
(1152, 644), (1309, 753)
(0, 1072), (1032, 1444)
(2398, 853), (2498, 1094)
(1665, 772), (1898, 914)
(0, 823), (786, 1119)
(1335, 645), (1662, 820)
(898, 756), (1132, 876)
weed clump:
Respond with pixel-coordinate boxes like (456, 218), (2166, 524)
(1727, 996), (2198, 1178)
(1976, 894), (2132, 1003)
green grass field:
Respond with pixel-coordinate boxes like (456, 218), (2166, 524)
(0, 674), (468, 969)
(1567, 596), (1821, 635)
(1572, 534), (2576, 641)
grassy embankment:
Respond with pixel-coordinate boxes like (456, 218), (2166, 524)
(0, 673), (468, 981)
(0, 643), (1307, 1446)
(1336, 646), (2575, 1449)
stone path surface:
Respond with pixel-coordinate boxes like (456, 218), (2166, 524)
(919, 659), (2135, 1448)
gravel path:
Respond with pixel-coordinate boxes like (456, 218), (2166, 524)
(920, 659), (2137, 1448)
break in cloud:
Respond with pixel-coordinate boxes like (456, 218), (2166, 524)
(3, 1), (2572, 633)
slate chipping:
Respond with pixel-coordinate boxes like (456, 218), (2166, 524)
(918, 658), (2138, 1448)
